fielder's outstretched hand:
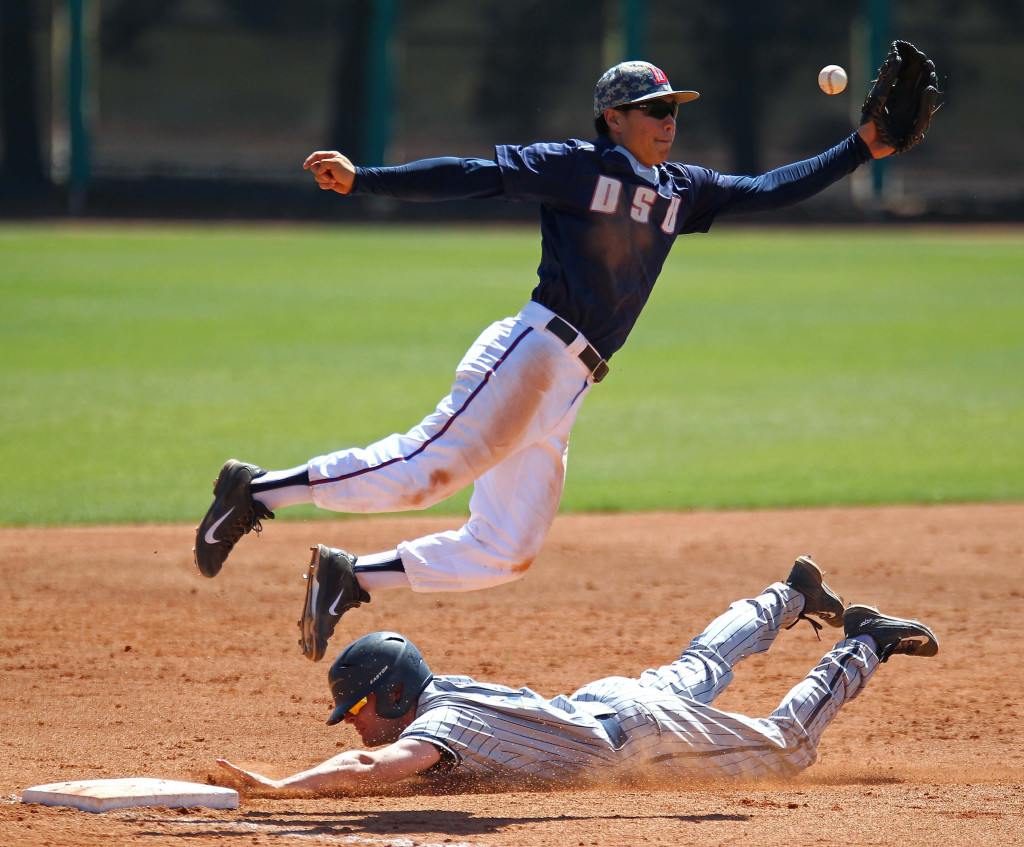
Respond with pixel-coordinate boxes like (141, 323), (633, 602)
(303, 150), (356, 194)
(856, 120), (895, 159)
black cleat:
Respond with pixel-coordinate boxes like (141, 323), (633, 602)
(298, 545), (371, 662)
(785, 555), (845, 636)
(843, 605), (939, 662)
(193, 460), (274, 578)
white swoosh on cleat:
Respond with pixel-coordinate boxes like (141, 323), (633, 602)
(328, 588), (347, 616)
(204, 507), (235, 545)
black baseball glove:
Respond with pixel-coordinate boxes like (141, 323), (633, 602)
(861, 40), (940, 154)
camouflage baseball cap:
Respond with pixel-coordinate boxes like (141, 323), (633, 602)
(593, 61), (700, 117)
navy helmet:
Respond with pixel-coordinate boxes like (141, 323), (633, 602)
(326, 631), (433, 725)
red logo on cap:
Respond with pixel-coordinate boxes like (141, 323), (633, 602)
(650, 66), (668, 84)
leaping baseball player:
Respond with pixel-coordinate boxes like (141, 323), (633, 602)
(194, 51), (939, 662)
(215, 557), (939, 794)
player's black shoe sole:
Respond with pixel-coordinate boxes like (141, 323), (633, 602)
(785, 555), (845, 633)
(298, 545), (371, 662)
(843, 605), (939, 662)
(193, 459), (274, 578)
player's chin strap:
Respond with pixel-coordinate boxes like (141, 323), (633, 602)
(785, 614), (825, 640)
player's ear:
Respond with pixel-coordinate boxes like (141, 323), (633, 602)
(603, 107), (624, 133)
(389, 684), (404, 707)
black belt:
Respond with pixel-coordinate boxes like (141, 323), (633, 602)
(544, 316), (609, 383)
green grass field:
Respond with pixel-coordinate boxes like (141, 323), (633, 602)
(2, 222), (1022, 525)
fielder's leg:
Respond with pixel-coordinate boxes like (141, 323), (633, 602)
(396, 409), (580, 591)
(307, 309), (591, 593)
(194, 309), (584, 578)
(306, 314), (585, 516)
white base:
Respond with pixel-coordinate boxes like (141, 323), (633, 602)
(21, 777), (239, 813)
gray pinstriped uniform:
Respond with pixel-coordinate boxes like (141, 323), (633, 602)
(401, 584), (880, 783)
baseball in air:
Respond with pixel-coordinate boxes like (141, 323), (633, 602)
(818, 64), (848, 95)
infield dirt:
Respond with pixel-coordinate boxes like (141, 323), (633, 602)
(2, 504), (1022, 846)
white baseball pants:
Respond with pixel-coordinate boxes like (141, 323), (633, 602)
(307, 301), (596, 592)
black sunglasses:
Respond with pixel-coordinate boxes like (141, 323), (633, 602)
(617, 100), (678, 120)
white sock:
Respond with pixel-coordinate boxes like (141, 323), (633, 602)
(253, 485), (312, 511)
(250, 464), (313, 511)
(356, 570), (411, 592)
(353, 550), (410, 592)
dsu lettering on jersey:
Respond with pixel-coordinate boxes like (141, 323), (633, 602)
(589, 175), (681, 233)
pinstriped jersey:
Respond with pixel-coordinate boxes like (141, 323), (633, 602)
(400, 675), (628, 783)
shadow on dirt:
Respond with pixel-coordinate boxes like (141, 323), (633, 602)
(142, 807), (749, 839)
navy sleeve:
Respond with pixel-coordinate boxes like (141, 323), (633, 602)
(350, 157), (505, 201)
(494, 141), (590, 204)
(680, 133), (872, 232)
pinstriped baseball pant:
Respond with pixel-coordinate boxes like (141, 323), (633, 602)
(574, 583), (879, 780)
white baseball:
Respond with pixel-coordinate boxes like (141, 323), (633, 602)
(818, 64), (848, 95)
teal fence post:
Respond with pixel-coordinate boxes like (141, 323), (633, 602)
(362, 0), (398, 167)
(67, 0), (91, 213)
(621, 0), (648, 59)
(865, 0), (891, 201)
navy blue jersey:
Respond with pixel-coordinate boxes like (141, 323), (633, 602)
(352, 133), (871, 358)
